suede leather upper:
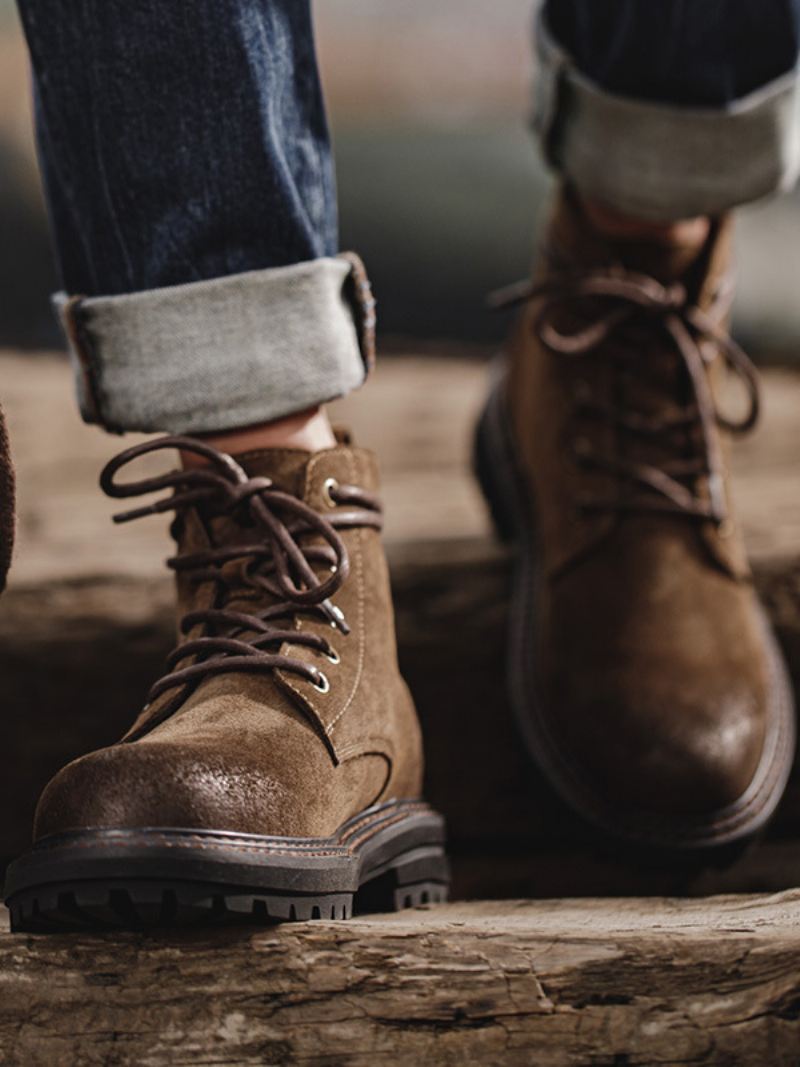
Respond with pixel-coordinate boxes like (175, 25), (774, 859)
(34, 440), (423, 841)
(506, 192), (784, 828)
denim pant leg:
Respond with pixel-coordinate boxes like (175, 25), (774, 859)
(16, 0), (372, 434)
(536, 0), (800, 220)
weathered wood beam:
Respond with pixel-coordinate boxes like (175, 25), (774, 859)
(0, 894), (798, 1065)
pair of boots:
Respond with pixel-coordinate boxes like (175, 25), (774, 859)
(2, 194), (794, 929)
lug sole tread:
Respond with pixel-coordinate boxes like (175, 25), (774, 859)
(9, 877), (449, 932)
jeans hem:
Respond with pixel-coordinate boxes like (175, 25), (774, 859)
(533, 12), (800, 220)
(55, 255), (375, 435)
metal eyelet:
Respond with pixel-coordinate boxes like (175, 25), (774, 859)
(312, 671), (330, 694)
(326, 603), (348, 632)
(324, 646), (340, 665)
(322, 477), (340, 508)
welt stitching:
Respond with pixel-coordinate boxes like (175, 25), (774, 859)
(35, 804), (430, 860)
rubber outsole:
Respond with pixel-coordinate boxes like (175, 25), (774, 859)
(5, 799), (449, 932)
(473, 364), (797, 852)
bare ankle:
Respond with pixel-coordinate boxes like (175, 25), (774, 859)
(182, 407), (336, 467)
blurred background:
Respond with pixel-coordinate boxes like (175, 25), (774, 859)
(2, 0), (800, 356)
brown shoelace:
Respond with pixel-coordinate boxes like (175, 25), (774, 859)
(101, 437), (382, 716)
(492, 267), (760, 523)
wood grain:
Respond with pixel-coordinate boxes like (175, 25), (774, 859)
(4, 354), (800, 584)
(0, 894), (798, 1065)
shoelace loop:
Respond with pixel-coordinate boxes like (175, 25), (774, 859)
(491, 267), (760, 523)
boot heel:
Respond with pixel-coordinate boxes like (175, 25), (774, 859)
(354, 847), (450, 915)
(391, 880), (449, 911)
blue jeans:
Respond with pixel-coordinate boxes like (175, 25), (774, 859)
(18, 0), (371, 433)
(537, 0), (800, 221)
(14, 0), (800, 432)
(19, 0), (337, 297)
(545, 0), (800, 106)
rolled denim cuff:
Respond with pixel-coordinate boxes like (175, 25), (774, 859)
(533, 13), (800, 221)
(54, 253), (376, 434)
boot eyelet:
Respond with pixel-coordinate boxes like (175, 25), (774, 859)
(327, 603), (349, 632)
(322, 478), (340, 508)
(312, 671), (330, 694)
(324, 647), (341, 665)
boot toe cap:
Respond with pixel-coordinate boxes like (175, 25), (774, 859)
(32, 739), (381, 842)
(547, 678), (770, 829)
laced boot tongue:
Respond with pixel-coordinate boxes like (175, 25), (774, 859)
(543, 191), (729, 516)
(197, 447), (314, 545)
(193, 447), (322, 616)
(102, 435), (381, 736)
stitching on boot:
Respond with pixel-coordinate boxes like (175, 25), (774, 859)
(325, 449), (367, 736)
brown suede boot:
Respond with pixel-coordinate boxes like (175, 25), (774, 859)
(475, 189), (795, 852)
(0, 401), (14, 593)
(6, 434), (447, 929)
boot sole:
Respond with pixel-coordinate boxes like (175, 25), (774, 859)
(473, 363), (797, 852)
(4, 799), (449, 931)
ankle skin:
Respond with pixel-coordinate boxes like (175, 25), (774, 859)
(182, 407), (336, 467)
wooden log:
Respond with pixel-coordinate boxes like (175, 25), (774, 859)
(1, 542), (799, 897)
(0, 893), (798, 1065)
(6, 353), (800, 584)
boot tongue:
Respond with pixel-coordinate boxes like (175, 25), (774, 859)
(546, 191), (713, 508)
(183, 447), (319, 619)
(604, 235), (703, 285)
(195, 447), (315, 566)
(233, 447), (314, 498)
(547, 191), (704, 285)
